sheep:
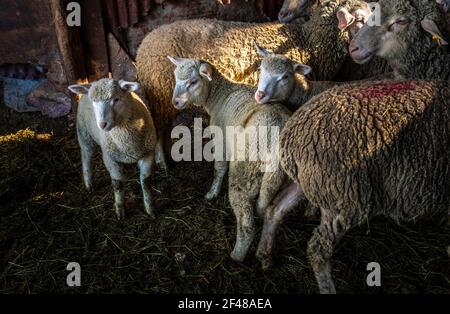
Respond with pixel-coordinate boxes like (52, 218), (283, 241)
(437, 0), (450, 12)
(278, 0), (315, 23)
(68, 79), (163, 220)
(167, 56), (292, 262)
(136, 0), (373, 154)
(254, 45), (338, 112)
(349, 0), (450, 80)
(259, 79), (450, 293)
(277, 0), (393, 81)
(436, 0), (450, 36)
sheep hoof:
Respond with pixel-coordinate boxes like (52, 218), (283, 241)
(230, 250), (245, 263)
(145, 208), (156, 220)
(156, 160), (168, 172)
(261, 258), (272, 271)
(83, 182), (93, 193)
(304, 206), (320, 219)
(115, 206), (125, 220)
(205, 191), (218, 201)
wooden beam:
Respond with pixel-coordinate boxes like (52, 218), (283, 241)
(49, 0), (87, 84)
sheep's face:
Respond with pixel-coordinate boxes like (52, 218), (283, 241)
(278, 0), (310, 23)
(437, 0), (450, 12)
(336, 1), (374, 39)
(349, 0), (447, 65)
(168, 56), (213, 110)
(255, 46), (311, 104)
(68, 79), (140, 131)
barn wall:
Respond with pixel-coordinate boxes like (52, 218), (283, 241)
(0, 0), (68, 85)
(102, 0), (284, 58)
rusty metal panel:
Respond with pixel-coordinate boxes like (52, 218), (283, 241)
(139, 0), (152, 16)
(116, 0), (129, 28)
(128, 0), (140, 25)
(102, 0), (284, 32)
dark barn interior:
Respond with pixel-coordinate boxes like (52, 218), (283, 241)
(0, 0), (449, 294)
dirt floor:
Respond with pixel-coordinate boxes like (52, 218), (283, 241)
(0, 84), (449, 294)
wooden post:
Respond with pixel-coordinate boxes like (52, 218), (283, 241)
(49, 0), (87, 85)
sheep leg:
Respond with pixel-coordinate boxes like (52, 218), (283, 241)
(77, 129), (96, 191)
(256, 182), (303, 270)
(230, 192), (255, 262)
(138, 154), (156, 220)
(256, 168), (287, 217)
(155, 137), (167, 171)
(205, 161), (228, 200)
(308, 214), (349, 294)
(103, 153), (126, 220)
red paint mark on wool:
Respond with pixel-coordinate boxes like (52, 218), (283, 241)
(353, 82), (416, 99)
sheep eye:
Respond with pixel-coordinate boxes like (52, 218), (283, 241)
(190, 79), (198, 86)
(389, 17), (409, 31)
(396, 18), (409, 25)
(282, 74), (289, 80)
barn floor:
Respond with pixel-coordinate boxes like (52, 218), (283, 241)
(0, 86), (449, 294)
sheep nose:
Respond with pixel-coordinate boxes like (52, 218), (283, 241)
(255, 90), (266, 102)
(349, 40), (360, 54)
(99, 122), (107, 129)
(279, 9), (288, 19)
(173, 98), (185, 109)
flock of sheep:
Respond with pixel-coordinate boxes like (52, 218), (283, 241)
(68, 0), (450, 294)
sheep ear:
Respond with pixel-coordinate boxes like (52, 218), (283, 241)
(255, 44), (270, 57)
(119, 80), (140, 93)
(421, 18), (448, 46)
(68, 83), (91, 95)
(199, 63), (213, 81)
(293, 63), (312, 75)
(336, 7), (356, 30)
(167, 55), (189, 66)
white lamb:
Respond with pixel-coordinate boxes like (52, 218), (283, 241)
(69, 79), (163, 220)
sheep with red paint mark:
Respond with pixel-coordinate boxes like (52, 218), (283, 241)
(260, 79), (450, 293)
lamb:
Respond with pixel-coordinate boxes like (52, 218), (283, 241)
(260, 79), (450, 293)
(136, 0), (373, 152)
(349, 0), (450, 80)
(68, 79), (163, 220)
(167, 56), (292, 262)
(278, 0), (315, 23)
(254, 45), (337, 112)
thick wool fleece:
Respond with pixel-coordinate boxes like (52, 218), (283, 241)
(280, 79), (449, 293)
(280, 79), (449, 224)
(136, 0), (366, 137)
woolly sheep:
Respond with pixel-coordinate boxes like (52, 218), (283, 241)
(252, 47), (335, 264)
(68, 79), (163, 220)
(261, 79), (450, 293)
(436, 0), (450, 36)
(167, 56), (291, 262)
(278, 0), (370, 37)
(349, 0), (449, 80)
(254, 46), (338, 111)
(437, 0), (450, 12)
(278, 0), (315, 23)
(277, 0), (392, 80)
(136, 0), (372, 152)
